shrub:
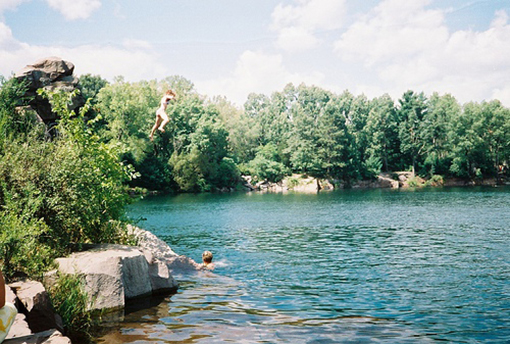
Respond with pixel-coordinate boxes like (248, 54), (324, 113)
(0, 86), (134, 281)
(0, 211), (53, 280)
(47, 273), (99, 342)
(425, 174), (444, 187)
(286, 177), (300, 189)
(407, 176), (422, 188)
(364, 155), (382, 180)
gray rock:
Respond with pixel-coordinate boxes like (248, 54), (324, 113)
(5, 285), (17, 304)
(55, 244), (177, 311)
(5, 313), (32, 339)
(128, 225), (202, 274)
(4, 329), (71, 344)
(127, 225), (179, 259)
(16, 57), (74, 84)
(14, 57), (85, 125)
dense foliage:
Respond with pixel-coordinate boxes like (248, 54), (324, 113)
(241, 85), (509, 183)
(0, 77), (133, 280)
(84, 78), (510, 189)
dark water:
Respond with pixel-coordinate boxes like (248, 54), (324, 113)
(97, 187), (510, 343)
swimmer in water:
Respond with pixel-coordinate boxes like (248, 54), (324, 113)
(201, 250), (215, 271)
(150, 89), (176, 141)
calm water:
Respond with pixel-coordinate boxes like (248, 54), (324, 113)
(97, 187), (510, 343)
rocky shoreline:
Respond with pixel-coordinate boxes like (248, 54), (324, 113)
(245, 172), (508, 193)
(4, 226), (201, 344)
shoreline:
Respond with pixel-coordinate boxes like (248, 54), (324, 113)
(134, 173), (509, 196)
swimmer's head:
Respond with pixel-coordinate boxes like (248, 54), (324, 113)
(202, 251), (213, 264)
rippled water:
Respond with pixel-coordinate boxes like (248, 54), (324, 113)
(96, 187), (510, 343)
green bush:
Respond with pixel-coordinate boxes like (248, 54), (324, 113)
(407, 176), (422, 188)
(0, 85), (133, 279)
(247, 144), (289, 183)
(47, 273), (99, 342)
(0, 211), (53, 280)
(286, 177), (300, 189)
(364, 155), (382, 180)
(425, 174), (444, 187)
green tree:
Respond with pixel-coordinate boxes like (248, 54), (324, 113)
(397, 90), (428, 175)
(345, 93), (372, 179)
(96, 79), (159, 163)
(212, 96), (258, 164)
(365, 94), (399, 173)
(449, 100), (510, 179)
(422, 93), (460, 176)
(79, 74), (108, 105)
(286, 84), (332, 177)
(169, 99), (238, 192)
(247, 143), (289, 183)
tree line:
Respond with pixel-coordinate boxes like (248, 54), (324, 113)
(82, 75), (509, 191)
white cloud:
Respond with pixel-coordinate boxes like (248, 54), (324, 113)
(195, 50), (324, 106)
(0, 27), (167, 81)
(0, 0), (27, 15)
(122, 39), (153, 50)
(45, 0), (101, 20)
(275, 26), (319, 51)
(271, 0), (346, 52)
(0, 21), (23, 50)
(492, 86), (510, 107)
(334, 0), (447, 65)
(333, 0), (510, 106)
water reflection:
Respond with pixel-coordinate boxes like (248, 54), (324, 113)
(96, 273), (435, 344)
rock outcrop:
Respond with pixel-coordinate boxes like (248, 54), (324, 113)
(15, 57), (85, 126)
(128, 225), (201, 274)
(8, 281), (64, 334)
(55, 244), (178, 311)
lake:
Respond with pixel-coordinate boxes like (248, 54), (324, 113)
(96, 187), (510, 343)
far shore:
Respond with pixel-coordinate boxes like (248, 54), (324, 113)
(134, 172), (509, 197)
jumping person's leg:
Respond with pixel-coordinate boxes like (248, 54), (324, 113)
(150, 115), (163, 140)
(158, 112), (170, 132)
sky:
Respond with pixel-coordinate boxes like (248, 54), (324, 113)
(1, 0), (510, 107)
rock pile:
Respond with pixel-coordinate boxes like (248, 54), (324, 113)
(5, 281), (69, 343)
(4, 227), (201, 343)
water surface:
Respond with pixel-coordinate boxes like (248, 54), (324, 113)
(97, 187), (510, 343)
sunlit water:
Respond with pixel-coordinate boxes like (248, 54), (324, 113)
(96, 187), (510, 343)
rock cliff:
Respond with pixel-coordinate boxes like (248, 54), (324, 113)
(15, 57), (85, 130)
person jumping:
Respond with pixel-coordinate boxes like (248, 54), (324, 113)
(150, 89), (176, 141)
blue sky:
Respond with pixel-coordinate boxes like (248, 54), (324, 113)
(1, 0), (510, 106)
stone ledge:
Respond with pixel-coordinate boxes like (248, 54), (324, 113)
(4, 329), (70, 344)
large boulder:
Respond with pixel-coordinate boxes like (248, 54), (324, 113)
(15, 57), (85, 125)
(55, 244), (178, 311)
